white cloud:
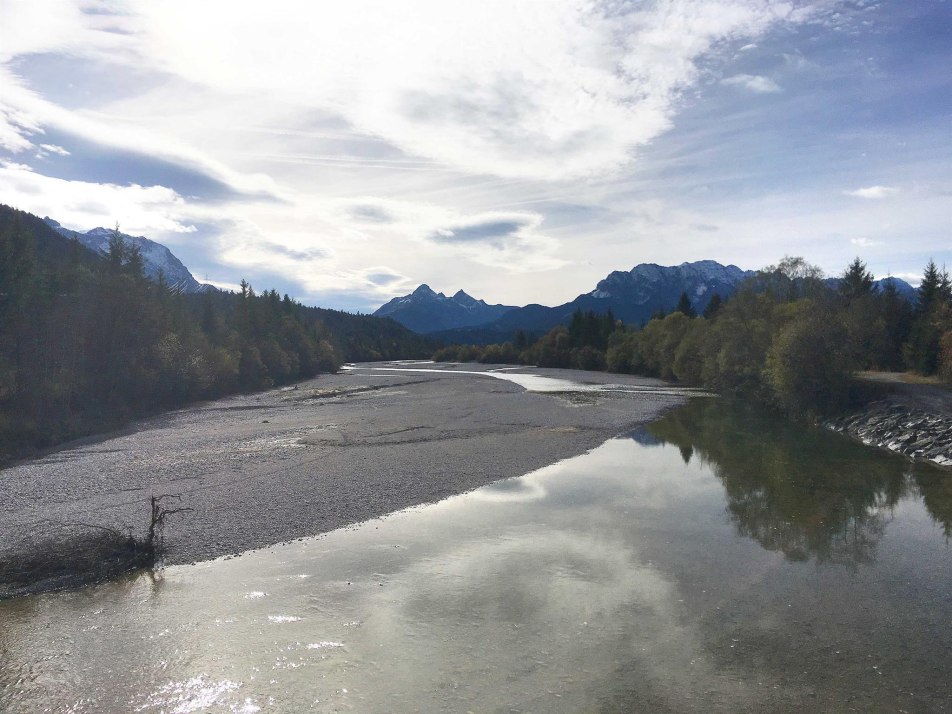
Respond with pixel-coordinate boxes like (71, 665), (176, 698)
(0, 87), (43, 153)
(0, 67), (282, 200)
(202, 278), (245, 293)
(38, 143), (71, 157)
(885, 272), (921, 286)
(0, 182), (557, 304)
(849, 237), (882, 247)
(0, 162), (199, 235)
(107, 0), (805, 181)
(0, 3), (138, 153)
(721, 73), (782, 93)
(845, 185), (899, 199)
(359, 266), (411, 288)
(328, 198), (567, 274)
(0, 0), (129, 63)
(0, 159), (33, 172)
(217, 223), (333, 285)
(4, 1), (943, 312)
(207, 197), (568, 302)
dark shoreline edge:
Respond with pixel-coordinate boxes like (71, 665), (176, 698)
(824, 401), (952, 470)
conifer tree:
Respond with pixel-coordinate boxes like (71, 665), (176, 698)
(905, 259), (950, 374)
(675, 291), (697, 318)
(839, 257), (874, 301)
(702, 293), (723, 319)
(880, 280), (912, 370)
(917, 259), (941, 314)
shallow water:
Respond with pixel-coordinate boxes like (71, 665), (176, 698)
(1, 400), (951, 712)
(345, 363), (709, 396)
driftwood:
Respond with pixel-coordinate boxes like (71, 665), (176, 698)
(0, 494), (191, 599)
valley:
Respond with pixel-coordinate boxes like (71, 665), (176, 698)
(2, 366), (951, 713)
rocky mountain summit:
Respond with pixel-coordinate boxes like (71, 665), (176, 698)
(44, 218), (213, 294)
(403, 260), (918, 342)
(576, 260), (754, 321)
(373, 284), (515, 333)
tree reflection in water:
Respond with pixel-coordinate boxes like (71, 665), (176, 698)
(915, 468), (952, 538)
(646, 399), (951, 566)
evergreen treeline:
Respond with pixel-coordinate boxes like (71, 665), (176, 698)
(435, 256), (951, 417)
(433, 310), (620, 371)
(0, 206), (431, 460)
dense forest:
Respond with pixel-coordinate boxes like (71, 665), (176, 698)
(434, 256), (952, 417)
(4, 197), (948, 458)
(0, 206), (431, 461)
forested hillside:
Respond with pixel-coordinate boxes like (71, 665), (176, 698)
(435, 256), (951, 417)
(0, 205), (431, 461)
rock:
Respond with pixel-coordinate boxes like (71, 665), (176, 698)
(825, 401), (952, 469)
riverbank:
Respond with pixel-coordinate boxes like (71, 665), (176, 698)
(824, 374), (952, 469)
(0, 362), (691, 596)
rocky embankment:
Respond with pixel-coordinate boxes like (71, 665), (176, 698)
(825, 401), (952, 468)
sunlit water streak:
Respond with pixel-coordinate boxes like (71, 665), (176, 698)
(343, 363), (711, 396)
(1, 402), (950, 712)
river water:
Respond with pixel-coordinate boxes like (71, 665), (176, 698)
(1, 398), (950, 712)
(344, 362), (710, 396)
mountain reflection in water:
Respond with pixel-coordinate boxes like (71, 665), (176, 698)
(646, 400), (951, 565)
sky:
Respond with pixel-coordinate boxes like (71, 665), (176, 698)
(0, 0), (949, 311)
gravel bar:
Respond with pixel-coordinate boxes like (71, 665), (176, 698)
(0, 363), (688, 566)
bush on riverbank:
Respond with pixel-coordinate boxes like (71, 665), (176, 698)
(0, 495), (188, 599)
(0, 528), (152, 599)
(433, 256), (950, 419)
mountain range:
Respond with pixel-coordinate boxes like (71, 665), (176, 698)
(9, 206), (918, 338)
(374, 285), (516, 333)
(43, 218), (213, 294)
(374, 260), (917, 343)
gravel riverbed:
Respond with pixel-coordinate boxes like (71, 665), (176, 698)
(0, 363), (690, 568)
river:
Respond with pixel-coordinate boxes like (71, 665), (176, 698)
(1, 394), (950, 712)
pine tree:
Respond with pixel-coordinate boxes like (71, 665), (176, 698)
(675, 291), (696, 318)
(917, 259), (941, 314)
(939, 265), (952, 305)
(839, 257), (874, 301)
(905, 259), (949, 374)
(880, 280), (912, 370)
(0, 215), (37, 406)
(0, 213), (36, 316)
(702, 293), (723, 319)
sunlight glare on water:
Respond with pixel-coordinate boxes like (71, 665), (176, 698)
(344, 363), (708, 396)
(0, 401), (950, 712)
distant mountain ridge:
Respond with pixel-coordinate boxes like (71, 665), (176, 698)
(827, 275), (917, 302)
(379, 260), (917, 344)
(44, 218), (214, 294)
(373, 284), (516, 333)
(575, 259), (754, 322)
(430, 260), (756, 343)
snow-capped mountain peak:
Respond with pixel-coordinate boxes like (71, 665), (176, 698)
(43, 218), (214, 294)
